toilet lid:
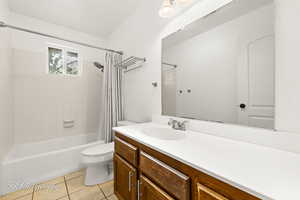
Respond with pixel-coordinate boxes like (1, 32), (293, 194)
(82, 142), (114, 156)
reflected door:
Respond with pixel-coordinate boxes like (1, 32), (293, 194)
(238, 35), (275, 129)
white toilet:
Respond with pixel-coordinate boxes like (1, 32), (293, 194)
(81, 121), (136, 186)
(81, 142), (114, 186)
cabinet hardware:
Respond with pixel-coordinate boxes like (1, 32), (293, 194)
(137, 180), (141, 200)
(129, 171), (133, 192)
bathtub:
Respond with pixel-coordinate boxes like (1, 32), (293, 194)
(1, 134), (104, 195)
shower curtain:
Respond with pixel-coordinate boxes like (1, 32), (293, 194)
(101, 52), (124, 143)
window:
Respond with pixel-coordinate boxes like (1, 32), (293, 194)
(66, 51), (79, 75)
(47, 44), (81, 76)
(48, 47), (63, 74)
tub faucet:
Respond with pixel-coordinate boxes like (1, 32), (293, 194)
(168, 119), (188, 131)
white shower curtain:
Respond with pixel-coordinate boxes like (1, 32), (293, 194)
(101, 52), (123, 143)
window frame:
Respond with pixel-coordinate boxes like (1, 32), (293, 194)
(46, 43), (82, 77)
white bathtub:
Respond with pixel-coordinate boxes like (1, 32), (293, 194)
(1, 134), (104, 195)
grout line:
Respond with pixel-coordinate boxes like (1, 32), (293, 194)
(106, 194), (114, 200)
(66, 184), (88, 197)
(8, 172), (81, 200)
(65, 180), (87, 197)
(64, 176), (71, 200)
(63, 174), (86, 197)
(97, 185), (108, 199)
(9, 171), (86, 200)
(31, 185), (36, 200)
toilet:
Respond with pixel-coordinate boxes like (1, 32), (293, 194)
(81, 121), (136, 186)
(81, 142), (114, 186)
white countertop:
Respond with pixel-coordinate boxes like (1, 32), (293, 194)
(113, 123), (300, 200)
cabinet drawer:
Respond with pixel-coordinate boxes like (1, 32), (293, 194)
(140, 151), (190, 200)
(195, 172), (260, 200)
(115, 136), (138, 167)
(140, 175), (175, 200)
(197, 183), (229, 200)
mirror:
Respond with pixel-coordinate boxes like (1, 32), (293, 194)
(162, 0), (275, 129)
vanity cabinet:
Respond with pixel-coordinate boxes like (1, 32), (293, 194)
(114, 133), (260, 200)
(114, 154), (138, 200)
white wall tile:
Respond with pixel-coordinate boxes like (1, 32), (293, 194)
(0, 0), (13, 161)
(9, 13), (107, 144)
(12, 49), (104, 144)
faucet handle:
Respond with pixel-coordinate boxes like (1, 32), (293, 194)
(178, 120), (189, 131)
(168, 118), (174, 126)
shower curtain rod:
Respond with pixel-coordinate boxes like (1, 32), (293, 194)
(0, 21), (123, 55)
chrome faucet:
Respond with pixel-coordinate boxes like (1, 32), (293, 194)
(168, 119), (188, 131)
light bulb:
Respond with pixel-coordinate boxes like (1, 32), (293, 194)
(159, 6), (174, 18)
(176, 0), (192, 4)
(159, 0), (175, 18)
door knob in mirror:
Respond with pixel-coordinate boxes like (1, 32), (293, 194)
(240, 103), (246, 109)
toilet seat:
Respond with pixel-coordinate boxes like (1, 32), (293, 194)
(82, 142), (114, 157)
(81, 142), (114, 165)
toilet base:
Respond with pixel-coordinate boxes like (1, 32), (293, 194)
(84, 163), (113, 186)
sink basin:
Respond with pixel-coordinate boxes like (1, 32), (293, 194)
(141, 126), (186, 140)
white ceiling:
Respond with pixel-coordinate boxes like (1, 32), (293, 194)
(163, 0), (274, 48)
(9, 0), (140, 38)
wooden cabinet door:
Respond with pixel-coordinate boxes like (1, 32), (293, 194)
(196, 183), (229, 200)
(140, 175), (175, 200)
(114, 154), (137, 200)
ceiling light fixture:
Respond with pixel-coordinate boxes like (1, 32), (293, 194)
(159, 0), (176, 18)
(159, 0), (193, 18)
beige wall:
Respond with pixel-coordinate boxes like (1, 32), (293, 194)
(0, 0), (13, 161)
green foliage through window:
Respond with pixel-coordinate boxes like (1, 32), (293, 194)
(48, 47), (63, 74)
(66, 51), (79, 75)
(48, 46), (80, 76)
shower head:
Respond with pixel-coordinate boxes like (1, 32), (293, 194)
(94, 62), (104, 72)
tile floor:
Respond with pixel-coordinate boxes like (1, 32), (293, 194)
(0, 169), (118, 200)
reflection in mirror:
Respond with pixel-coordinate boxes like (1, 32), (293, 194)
(162, 0), (275, 129)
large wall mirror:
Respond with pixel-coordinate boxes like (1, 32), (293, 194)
(162, 0), (275, 129)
